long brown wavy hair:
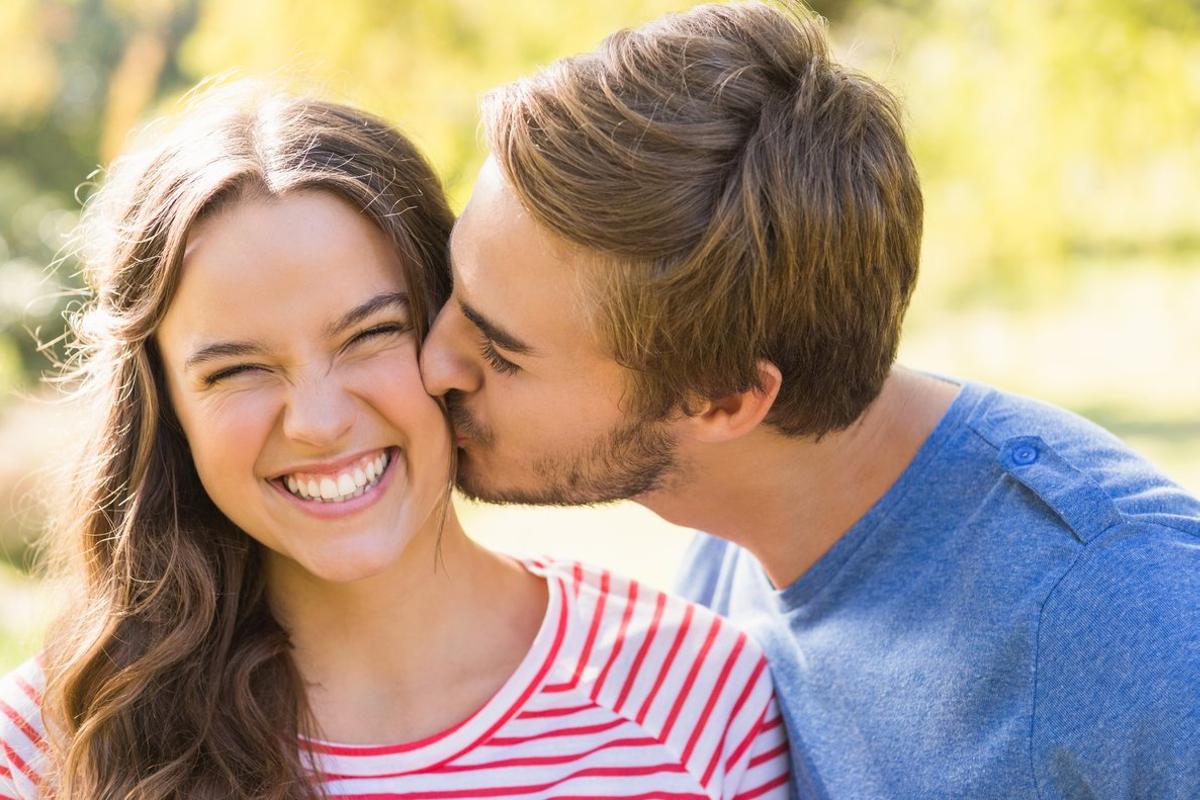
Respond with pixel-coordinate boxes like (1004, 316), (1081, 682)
(39, 82), (453, 798)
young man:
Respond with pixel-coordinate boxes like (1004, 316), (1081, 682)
(420, 3), (1200, 797)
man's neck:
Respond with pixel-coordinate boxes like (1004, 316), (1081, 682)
(643, 368), (960, 588)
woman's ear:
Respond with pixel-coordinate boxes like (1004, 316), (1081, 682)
(679, 359), (782, 444)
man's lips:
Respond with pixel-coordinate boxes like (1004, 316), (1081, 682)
(446, 401), (491, 448)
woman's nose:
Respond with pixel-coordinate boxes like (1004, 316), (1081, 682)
(281, 378), (357, 449)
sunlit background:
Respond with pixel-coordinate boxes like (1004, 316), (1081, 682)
(1, 0), (1197, 671)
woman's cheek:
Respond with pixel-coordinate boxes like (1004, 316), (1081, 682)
(353, 346), (428, 404)
(186, 388), (281, 474)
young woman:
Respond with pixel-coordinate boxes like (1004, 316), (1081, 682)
(0, 83), (788, 799)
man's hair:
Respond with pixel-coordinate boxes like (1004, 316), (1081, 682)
(482, 1), (923, 436)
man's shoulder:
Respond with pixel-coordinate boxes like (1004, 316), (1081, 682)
(675, 532), (746, 611)
(1039, 519), (1200, 639)
(964, 382), (1200, 538)
(1030, 521), (1200, 797)
(678, 382), (1200, 589)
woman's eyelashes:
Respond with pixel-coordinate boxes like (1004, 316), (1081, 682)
(202, 321), (413, 385)
(203, 363), (266, 386)
(478, 337), (520, 375)
(342, 321), (412, 352)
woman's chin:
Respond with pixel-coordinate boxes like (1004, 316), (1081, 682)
(303, 559), (393, 584)
(267, 536), (415, 586)
(315, 544), (413, 583)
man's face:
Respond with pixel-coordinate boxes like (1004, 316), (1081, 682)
(421, 159), (680, 505)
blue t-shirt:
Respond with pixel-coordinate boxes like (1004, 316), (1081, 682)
(677, 380), (1200, 799)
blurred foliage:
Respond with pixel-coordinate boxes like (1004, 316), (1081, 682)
(848, 0), (1200, 305)
(0, 0), (198, 394)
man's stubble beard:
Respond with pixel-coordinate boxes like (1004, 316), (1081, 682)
(446, 392), (682, 507)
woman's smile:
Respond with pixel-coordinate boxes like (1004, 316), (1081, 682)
(267, 446), (402, 519)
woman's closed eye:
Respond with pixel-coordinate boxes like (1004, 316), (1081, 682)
(344, 321), (413, 352)
(203, 363), (269, 386)
(200, 322), (413, 386)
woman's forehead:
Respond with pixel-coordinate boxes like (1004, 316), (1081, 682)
(161, 192), (408, 347)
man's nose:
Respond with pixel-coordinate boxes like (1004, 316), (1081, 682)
(420, 306), (482, 398)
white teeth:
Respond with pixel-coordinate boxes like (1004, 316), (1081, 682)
(282, 450), (392, 504)
(319, 478), (338, 500)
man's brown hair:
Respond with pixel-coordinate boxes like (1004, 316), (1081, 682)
(482, 1), (923, 436)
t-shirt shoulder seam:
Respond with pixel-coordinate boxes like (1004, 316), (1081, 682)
(1028, 537), (1096, 800)
(960, 383), (1007, 447)
(1144, 517), (1200, 541)
(1041, 519), (1200, 596)
(964, 422), (1003, 454)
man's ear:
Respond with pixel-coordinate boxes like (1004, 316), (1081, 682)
(681, 360), (782, 444)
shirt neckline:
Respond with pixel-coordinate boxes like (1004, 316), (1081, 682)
(771, 378), (990, 611)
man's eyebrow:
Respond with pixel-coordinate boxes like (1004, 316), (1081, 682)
(184, 341), (266, 371)
(324, 291), (410, 338)
(459, 300), (536, 356)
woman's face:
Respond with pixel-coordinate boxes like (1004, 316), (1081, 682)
(156, 189), (450, 583)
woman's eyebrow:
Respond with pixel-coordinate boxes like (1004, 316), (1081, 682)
(324, 291), (410, 338)
(184, 341), (266, 371)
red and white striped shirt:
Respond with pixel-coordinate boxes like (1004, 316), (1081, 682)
(0, 558), (789, 799)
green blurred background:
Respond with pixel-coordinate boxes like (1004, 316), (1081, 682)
(1, 0), (1198, 671)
